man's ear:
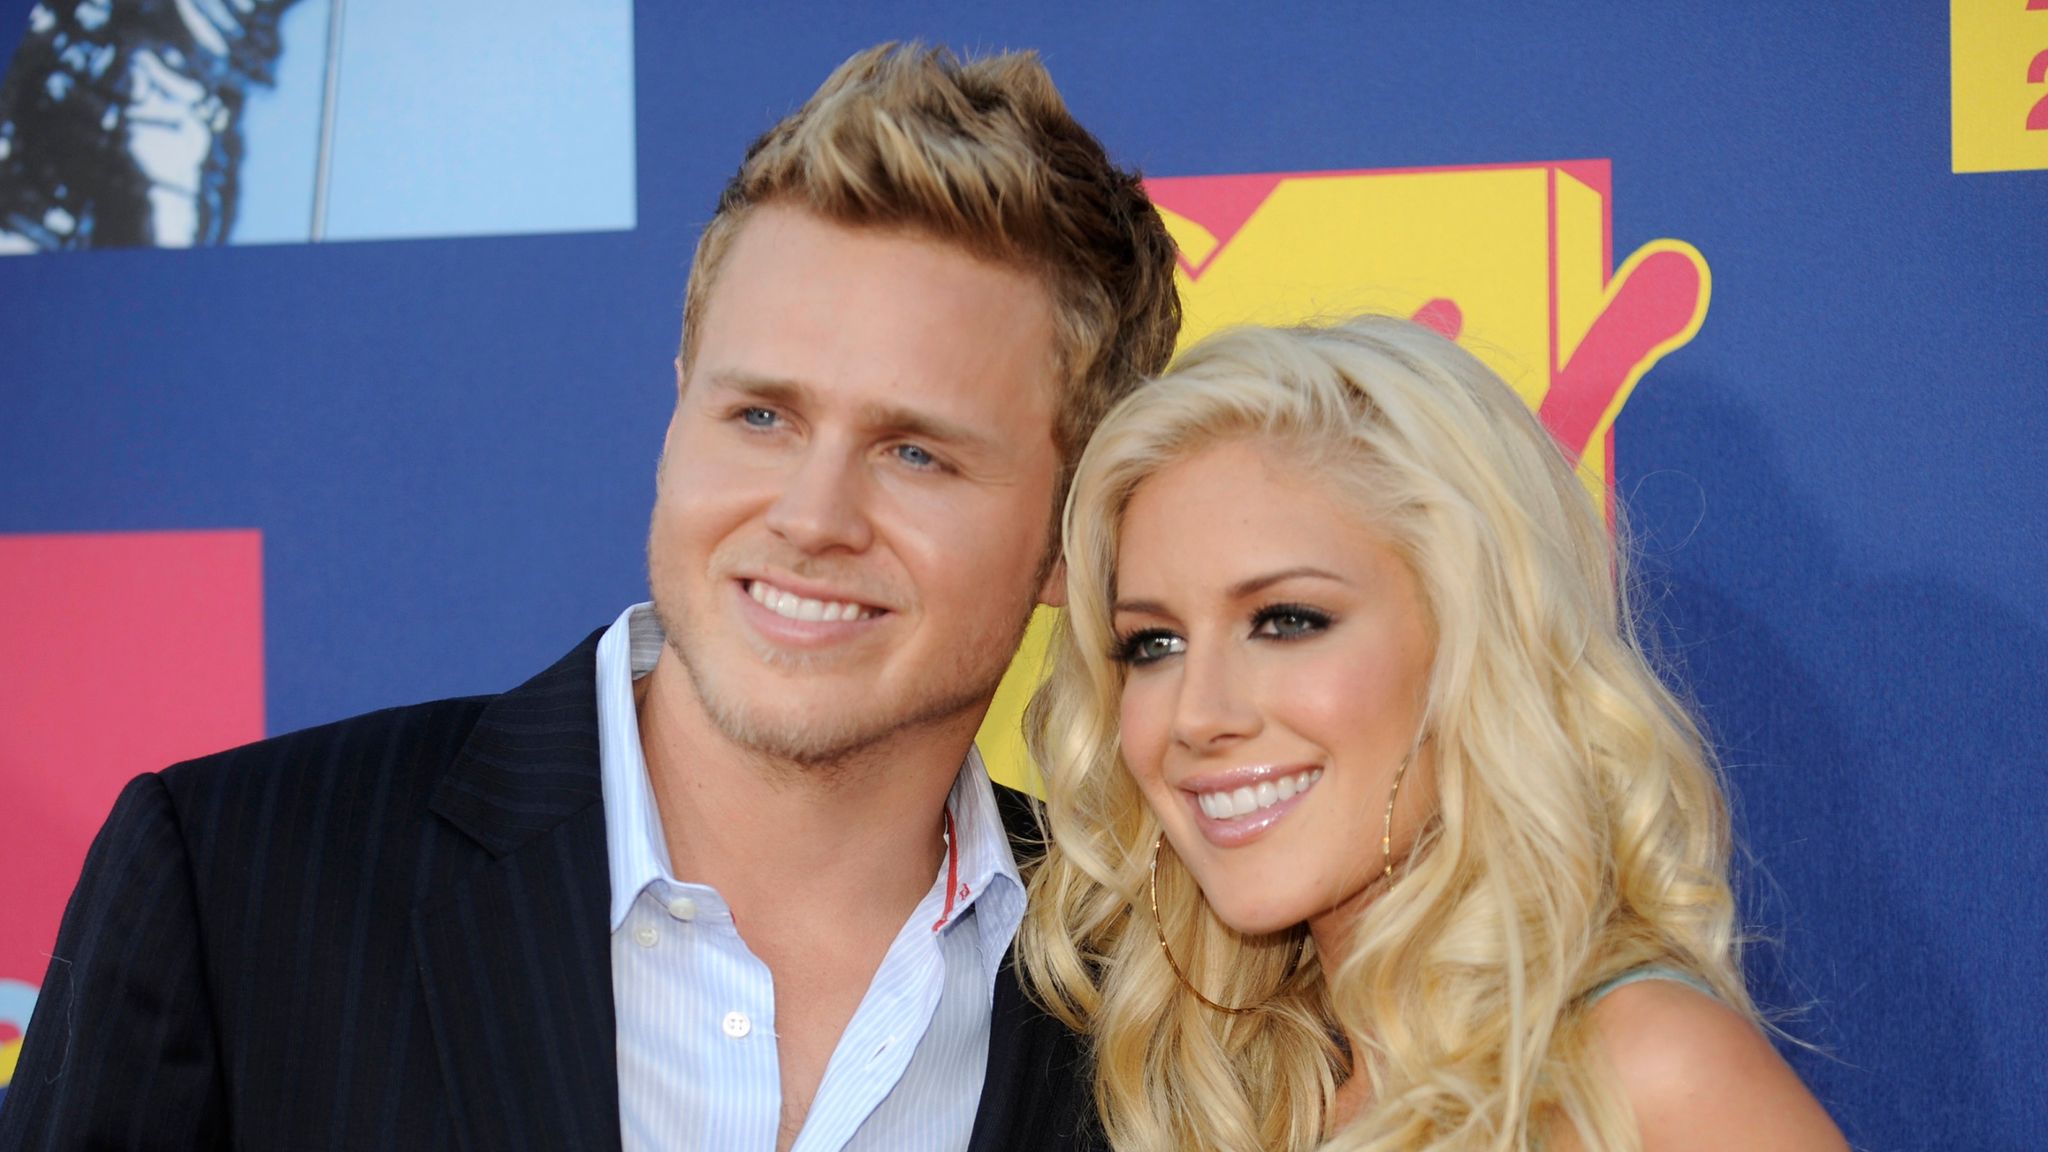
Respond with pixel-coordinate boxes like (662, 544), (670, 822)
(1036, 556), (1068, 608)
(654, 360), (690, 486)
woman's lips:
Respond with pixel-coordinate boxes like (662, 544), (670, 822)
(1181, 765), (1322, 848)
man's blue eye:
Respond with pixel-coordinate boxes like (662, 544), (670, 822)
(895, 444), (937, 468)
(740, 407), (778, 428)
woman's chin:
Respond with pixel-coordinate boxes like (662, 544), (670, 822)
(1203, 893), (1310, 940)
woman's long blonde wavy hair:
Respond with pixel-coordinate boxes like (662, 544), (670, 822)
(1016, 316), (1751, 1152)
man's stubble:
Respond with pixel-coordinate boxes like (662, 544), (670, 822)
(644, 527), (1044, 777)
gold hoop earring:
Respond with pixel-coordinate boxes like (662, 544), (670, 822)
(1149, 833), (1266, 1016)
(1380, 748), (1412, 882)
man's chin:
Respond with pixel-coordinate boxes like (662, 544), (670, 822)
(712, 712), (882, 768)
(695, 675), (997, 773)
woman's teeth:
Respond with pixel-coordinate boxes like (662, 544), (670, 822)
(1196, 768), (1322, 820)
(747, 580), (874, 622)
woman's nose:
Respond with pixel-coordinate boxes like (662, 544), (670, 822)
(1170, 642), (1261, 752)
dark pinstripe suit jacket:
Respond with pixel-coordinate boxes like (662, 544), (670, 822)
(0, 631), (1101, 1151)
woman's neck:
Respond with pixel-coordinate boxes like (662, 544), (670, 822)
(1313, 875), (1392, 1135)
(1331, 1067), (1373, 1131)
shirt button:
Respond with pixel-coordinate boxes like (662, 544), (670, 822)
(634, 925), (658, 948)
(721, 1011), (751, 1039)
(667, 895), (697, 921)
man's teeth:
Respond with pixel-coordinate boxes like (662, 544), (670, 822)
(1197, 768), (1323, 820)
(748, 581), (875, 623)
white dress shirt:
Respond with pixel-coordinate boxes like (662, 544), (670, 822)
(597, 603), (1025, 1152)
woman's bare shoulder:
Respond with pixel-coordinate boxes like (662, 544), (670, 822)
(1581, 978), (1848, 1152)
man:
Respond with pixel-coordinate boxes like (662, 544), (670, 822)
(0, 44), (1180, 1151)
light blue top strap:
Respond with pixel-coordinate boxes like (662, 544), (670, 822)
(1583, 964), (1718, 1006)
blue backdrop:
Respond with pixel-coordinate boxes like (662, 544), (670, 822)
(2, 4), (2042, 1147)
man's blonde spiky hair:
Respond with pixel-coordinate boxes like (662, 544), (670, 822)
(678, 42), (1182, 483)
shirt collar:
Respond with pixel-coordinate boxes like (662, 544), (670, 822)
(941, 744), (1026, 964)
(595, 602), (1025, 951)
(596, 602), (673, 931)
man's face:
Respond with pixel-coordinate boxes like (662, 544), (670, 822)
(647, 205), (1066, 767)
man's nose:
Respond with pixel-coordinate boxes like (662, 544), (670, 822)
(762, 440), (875, 555)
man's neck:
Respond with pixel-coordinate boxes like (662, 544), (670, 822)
(631, 646), (975, 932)
(633, 646), (990, 1151)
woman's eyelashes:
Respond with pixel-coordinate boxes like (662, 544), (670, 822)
(1113, 603), (1334, 666)
(1250, 602), (1333, 640)
(1114, 629), (1185, 666)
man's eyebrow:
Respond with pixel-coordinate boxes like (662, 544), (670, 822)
(702, 369), (1004, 456)
(1112, 567), (1349, 617)
(701, 370), (804, 405)
(856, 402), (1001, 456)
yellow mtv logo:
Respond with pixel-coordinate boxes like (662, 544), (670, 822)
(1951, 0), (2048, 173)
(976, 161), (1710, 794)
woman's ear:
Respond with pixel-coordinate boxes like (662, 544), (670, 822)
(1037, 556), (1068, 608)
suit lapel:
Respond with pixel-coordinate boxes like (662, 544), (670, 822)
(406, 655), (1099, 1151)
(414, 632), (624, 1152)
(967, 786), (1103, 1152)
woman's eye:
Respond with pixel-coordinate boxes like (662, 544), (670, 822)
(1252, 605), (1330, 640)
(1116, 630), (1186, 666)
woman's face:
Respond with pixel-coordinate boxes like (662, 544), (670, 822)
(1113, 437), (1435, 948)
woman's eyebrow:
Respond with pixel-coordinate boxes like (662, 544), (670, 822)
(1113, 567), (1347, 617)
(1111, 597), (1169, 618)
(1225, 566), (1347, 599)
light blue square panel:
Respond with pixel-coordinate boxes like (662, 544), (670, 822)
(0, 0), (636, 251)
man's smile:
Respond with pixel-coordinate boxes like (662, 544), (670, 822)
(743, 577), (883, 623)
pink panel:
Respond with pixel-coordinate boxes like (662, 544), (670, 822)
(0, 530), (264, 991)
(1537, 247), (1707, 452)
(1143, 172), (1286, 275)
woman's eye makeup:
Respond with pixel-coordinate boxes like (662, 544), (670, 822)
(1113, 603), (1332, 664)
(1113, 629), (1185, 666)
(1249, 602), (1333, 640)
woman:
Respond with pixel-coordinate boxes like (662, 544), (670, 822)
(1017, 317), (1845, 1151)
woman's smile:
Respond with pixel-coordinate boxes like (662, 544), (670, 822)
(1177, 763), (1325, 846)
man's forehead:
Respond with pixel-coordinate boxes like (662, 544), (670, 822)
(711, 207), (1056, 347)
(690, 208), (1063, 439)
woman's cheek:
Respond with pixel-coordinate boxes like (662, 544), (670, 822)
(1118, 678), (1171, 785)
(1295, 642), (1393, 726)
